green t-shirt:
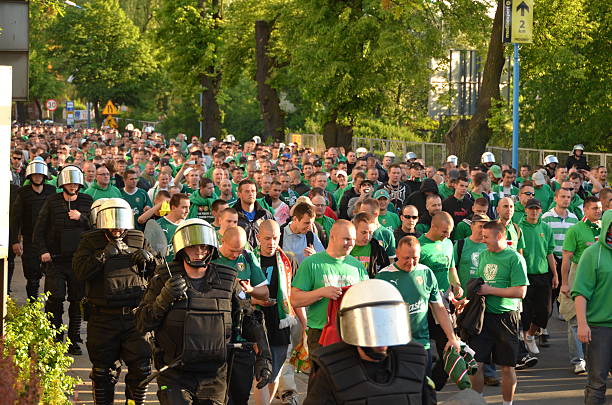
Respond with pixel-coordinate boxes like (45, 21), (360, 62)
(292, 251), (368, 329)
(477, 248), (528, 314)
(121, 188), (152, 230)
(280, 189), (299, 207)
(315, 215), (335, 240)
(519, 219), (555, 274)
(417, 235), (455, 292)
(415, 223), (430, 234)
(438, 183), (454, 201)
(376, 263), (441, 349)
(453, 220), (472, 241)
(534, 184), (554, 212)
(505, 222), (526, 251)
(378, 211), (401, 231)
(562, 220), (600, 263)
(157, 216), (180, 262)
(350, 243), (372, 271)
(373, 225), (396, 257)
(453, 238), (487, 298)
(333, 185), (351, 206)
(213, 250), (267, 289)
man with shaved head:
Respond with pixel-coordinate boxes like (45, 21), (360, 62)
(253, 220), (304, 405)
(291, 220), (368, 355)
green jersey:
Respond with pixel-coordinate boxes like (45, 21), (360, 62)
(188, 190), (217, 223)
(157, 216), (181, 261)
(373, 225), (396, 257)
(562, 220), (600, 263)
(333, 185), (351, 206)
(438, 183), (454, 200)
(418, 235), (455, 292)
(453, 238), (487, 298)
(571, 210), (612, 327)
(121, 188), (152, 230)
(213, 250), (267, 290)
(415, 223), (430, 234)
(376, 263), (441, 349)
(350, 243), (372, 270)
(83, 181), (123, 201)
(505, 222), (526, 251)
(477, 247), (528, 314)
(453, 220), (472, 241)
(292, 251), (368, 329)
(315, 216), (335, 240)
(378, 211), (401, 231)
(280, 189), (298, 207)
(541, 209), (580, 257)
(534, 184), (554, 212)
(518, 218), (555, 274)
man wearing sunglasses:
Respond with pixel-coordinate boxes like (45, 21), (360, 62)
(11, 150), (25, 186)
(394, 204), (421, 243)
(513, 182), (536, 224)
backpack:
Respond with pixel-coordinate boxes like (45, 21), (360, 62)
(456, 238), (466, 264)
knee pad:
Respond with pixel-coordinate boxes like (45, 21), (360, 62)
(91, 367), (119, 386)
(126, 360), (152, 382)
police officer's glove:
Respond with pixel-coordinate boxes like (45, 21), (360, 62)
(131, 249), (156, 268)
(155, 275), (187, 310)
(254, 356), (273, 389)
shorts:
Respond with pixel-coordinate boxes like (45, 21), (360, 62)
(270, 344), (289, 381)
(468, 310), (520, 367)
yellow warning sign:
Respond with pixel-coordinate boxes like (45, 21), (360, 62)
(102, 100), (119, 116)
(512, 0), (533, 43)
(104, 115), (118, 128)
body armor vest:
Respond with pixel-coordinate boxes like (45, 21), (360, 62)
(156, 262), (237, 372)
(86, 230), (147, 307)
(310, 341), (427, 405)
(43, 192), (93, 258)
(16, 184), (56, 244)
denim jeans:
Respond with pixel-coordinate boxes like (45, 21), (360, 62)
(584, 326), (612, 405)
(568, 317), (585, 365)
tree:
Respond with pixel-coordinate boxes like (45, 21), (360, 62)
(46, 0), (157, 125)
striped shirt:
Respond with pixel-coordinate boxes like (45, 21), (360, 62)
(541, 208), (579, 257)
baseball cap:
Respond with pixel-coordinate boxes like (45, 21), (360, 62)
(525, 198), (542, 209)
(336, 170), (348, 178)
(471, 213), (491, 222)
(373, 189), (390, 200)
(532, 170), (546, 186)
(489, 165), (502, 179)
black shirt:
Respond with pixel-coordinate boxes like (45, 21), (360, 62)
(394, 228), (422, 245)
(442, 195), (474, 226)
(259, 255), (291, 346)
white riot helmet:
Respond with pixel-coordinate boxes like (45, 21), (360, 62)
(25, 160), (49, 180)
(225, 134), (236, 143)
(338, 279), (411, 347)
(279, 142), (286, 150)
(208, 137), (217, 143)
(125, 123), (135, 131)
(572, 144), (584, 153)
(96, 198), (134, 230)
(543, 155), (559, 166)
(252, 136), (261, 144)
(405, 152), (417, 161)
(446, 155), (459, 166)
(481, 152), (496, 164)
(90, 198), (110, 228)
(172, 219), (219, 266)
(57, 165), (84, 188)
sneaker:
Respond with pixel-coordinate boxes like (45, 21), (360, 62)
(68, 342), (83, 356)
(516, 354), (538, 370)
(525, 334), (540, 354)
(574, 361), (586, 375)
(484, 376), (500, 386)
(280, 391), (299, 405)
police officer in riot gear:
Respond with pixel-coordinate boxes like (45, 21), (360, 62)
(73, 198), (158, 405)
(10, 158), (56, 300)
(32, 164), (93, 354)
(305, 279), (435, 405)
(135, 219), (273, 405)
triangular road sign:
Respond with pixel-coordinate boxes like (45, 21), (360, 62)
(104, 115), (118, 128)
(102, 100), (119, 115)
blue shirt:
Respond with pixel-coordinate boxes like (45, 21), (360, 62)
(242, 209), (256, 222)
(281, 223), (325, 265)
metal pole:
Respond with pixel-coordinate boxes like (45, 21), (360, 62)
(199, 92), (203, 139)
(512, 43), (520, 169)
(87, 101), (91, 129)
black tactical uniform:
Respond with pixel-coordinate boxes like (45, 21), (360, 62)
(135, 260), (272, 405)
(73, 228), (157, 405)
(10, 183), (56, 299)
(32, 191), (93, 343)
(305, 341), (433, 405)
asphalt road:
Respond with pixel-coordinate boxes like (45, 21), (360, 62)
(8, 257), (595, 404)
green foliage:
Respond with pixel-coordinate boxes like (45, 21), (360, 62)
(45, 0), (158, 108)
(487, 98), (512, 147)
(219, 76), (264, 142)
(353, 119), (424, 142)
(4, 296), (80, 404)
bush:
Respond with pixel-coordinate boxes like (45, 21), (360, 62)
(2, 296), (80, 404)
(353, 118), (424, 142)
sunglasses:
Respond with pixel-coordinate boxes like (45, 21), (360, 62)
(522, 192), (534, 196)
(403, 215), (419, 219)
(12, 156), (22, 160)
(562, 187), (574, 191)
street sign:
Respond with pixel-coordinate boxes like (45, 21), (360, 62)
(512, 0), (533, 43)
(66, 113), (74, 126)
(104, 115), (118, 128)
(46, 99), (57, 111)
(502, 0), (513, 43)
(102, 100), (118, 115)
(66, 101), (74, 111)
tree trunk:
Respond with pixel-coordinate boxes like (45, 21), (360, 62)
(445, 0), (506, 165)
(255, 20), (285, 143)
(201, 72), (222, 140)
(323, 116), (353, 151)
(15, 101), (29, 123)
(94, 101), (103, 127)
(34, 100), (43, 121)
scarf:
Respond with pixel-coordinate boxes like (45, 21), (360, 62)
(254, 247), (297, 329)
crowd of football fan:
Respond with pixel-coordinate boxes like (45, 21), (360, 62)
(7, 123), (612, 405)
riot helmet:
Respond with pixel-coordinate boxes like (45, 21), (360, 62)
(225, 134), (236, 143)
(405, 152), (417, 161)
(252, 135), (261, 144)
(481, 152), (496, 164)
(90, 198), (110, 228)
(96, 198), (135, 230)
(572, 144), (584, 155)
(172, 219), (219, 267)
(57, 165), (84, 188)
(338, 279), (411, 348)
(543, 155), (559, 166)
(446, 155), (459, 166)
(25, 159), (49, 180)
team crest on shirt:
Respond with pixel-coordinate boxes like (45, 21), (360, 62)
(484, 264), (498, 280)
(415, 276), (424, 285)
(199, 206), (209, 212)
(471, 252), (480, 268)
(539, 233), (544, 237)
(237, 263), (245, 271)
